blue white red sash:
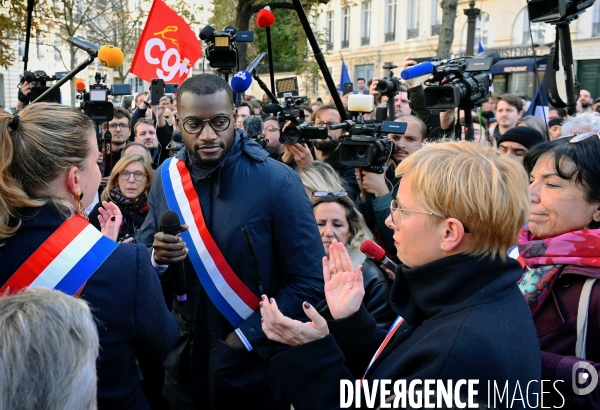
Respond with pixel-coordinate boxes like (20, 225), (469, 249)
(1, 215), (118, 297)
(161, 157), (260, 327)
(362, 315), (405, 380)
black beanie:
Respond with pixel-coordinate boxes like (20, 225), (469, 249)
(497, 126), (545, 149)
(548, 117), (564, 128)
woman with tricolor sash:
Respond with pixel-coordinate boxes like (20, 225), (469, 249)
(260, 141), (542, 409)
(0, 103), (179, 410)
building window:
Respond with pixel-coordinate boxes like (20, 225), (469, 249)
(313, 76), (319, 93)
(341, 8), (350, 49)
(384, 0), (396, 42)
(593, 2), (600, 37)
(54, 38), (61, 61)
(18, 35), (25, 58)
(522, 9), (545, 43)
(326, 11), (334, 50)
(361, 2), (371, 46)
(407, 0), (419, 39)
(431, 0), (441, 36)
(462, 12), (490, 49)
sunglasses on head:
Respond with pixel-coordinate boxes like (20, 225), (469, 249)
(312, 191), (348, 198)
(560, 131), (600, 143)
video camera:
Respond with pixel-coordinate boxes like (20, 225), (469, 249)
(18, 70), (64, 103)
(335, 95), (398, 174)
(76, 72), (131, 123)
(263, 76), (328, 145)
(528, 0), (595, 23)
(423, 56), (494, 111)
(199, 25), (254, 73)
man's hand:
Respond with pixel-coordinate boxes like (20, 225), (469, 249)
(152, 224), (189, 265)
(357, 168), (389, 198)
(225, 331), (246, 351)
(286, 143), (313, 167)
(402, 55), (422, 89)
(369, 77), (382, 100)
(341, 92), (350, 108)
(16, 81), (33, 110)
(154, 103), (166, 127)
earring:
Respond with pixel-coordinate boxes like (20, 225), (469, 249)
(77, 190), (88, 220)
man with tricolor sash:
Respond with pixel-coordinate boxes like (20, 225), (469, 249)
(137, 74), (325, 409)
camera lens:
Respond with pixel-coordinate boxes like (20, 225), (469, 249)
(353, 146), (367, 159)
(441, 89), (454, 103)
(376, 80), (390, 94)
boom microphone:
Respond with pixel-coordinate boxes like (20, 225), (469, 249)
(243, 115), (264, 138)
(262, 103), (281, 114)
(245, 52), (267, 74)
(360, 239), (398, 273)
(231, 70), (253, 94)
(400, 61), (435, 81)
(160, 211), (187, 305)
(67, 36), (100, 57)
(256, 6), (276, 28)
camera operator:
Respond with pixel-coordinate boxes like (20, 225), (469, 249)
(100, 107), (133, 189)
(356, 114), (428, 256)
(282, 104), (360, 199)
(15, 81), (34, 112)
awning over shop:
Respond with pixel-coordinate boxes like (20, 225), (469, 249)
(490, 56), (548, 74)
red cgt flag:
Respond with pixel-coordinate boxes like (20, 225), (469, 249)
(130, 0), (201, 86)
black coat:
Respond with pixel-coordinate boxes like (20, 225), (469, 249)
(271, 253), (542, 409)
(137, 131), (325, 408)
(0, 205), (179, 410)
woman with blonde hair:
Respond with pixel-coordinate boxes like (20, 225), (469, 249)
(89, 154), (153, 242)
(260, 141), (541, 408)
(0, 103), (178, 409)
(298, 162), (394, 329)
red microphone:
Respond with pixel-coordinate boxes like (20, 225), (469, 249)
(256, 6), (275, 28)
(360, 240), (398, 273)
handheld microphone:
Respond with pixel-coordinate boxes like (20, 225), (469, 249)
(67, 36), (100, 57)
(256, 6), (276, 28)
(199, 24), (215, 41)
(98, 45), (125, 68)
(360, 239), (398, 273)
(160, 211), (187, 305)
(243, 115), (264, 139)
(400, 61), (435, 81)
(103, 130), (113, 177)
(231, 70), (253, 94)
(245, 52), (267, 74)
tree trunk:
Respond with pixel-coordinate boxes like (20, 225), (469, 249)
(437, 0), (458, 59)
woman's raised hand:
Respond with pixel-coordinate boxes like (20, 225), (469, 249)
(97, 201), (123, 242)
(260, 296), (329, 346)
(324, 240), (365, 320)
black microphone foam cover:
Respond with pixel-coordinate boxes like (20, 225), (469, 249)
(263, 103), (281, 114)
(199, 24), (215, 40)
(172, 131), (183, 143)
(160, 210), (181, 236)
(243, 115), (264, 138)
(23, 71), (36, 83)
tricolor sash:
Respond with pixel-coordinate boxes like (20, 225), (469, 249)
(1, 215), (118, 297)
(362, 315), (405, 381)
(161, 157), (261, 327)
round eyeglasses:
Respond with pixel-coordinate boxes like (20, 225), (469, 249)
(181, 114), (232, 135)
(119, 171), (147, 181)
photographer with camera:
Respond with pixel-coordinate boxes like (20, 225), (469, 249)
(355, 115), (428, 257)
(15, 80), (34, 112)
(283, 104), (360, 199)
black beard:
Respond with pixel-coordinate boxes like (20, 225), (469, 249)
(582, 102), (592, 109)
(187, 129), (236, 169)
(314, 138), (340, 153)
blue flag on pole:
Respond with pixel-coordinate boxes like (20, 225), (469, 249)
(478, 41), (484, 54)
(339, 60), (351, 93)
(526, 83), (549, 121)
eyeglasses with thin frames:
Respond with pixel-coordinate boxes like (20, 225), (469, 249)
(109, 123), (129, 130)
(389, 199), (470, 232)
(119, 171), (147, 181)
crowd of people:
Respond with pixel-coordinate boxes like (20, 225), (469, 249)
(0, 53), (599, 410)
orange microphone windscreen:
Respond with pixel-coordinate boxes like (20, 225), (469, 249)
(98, 45), (125, 69)
(74, 78), (86, 91)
